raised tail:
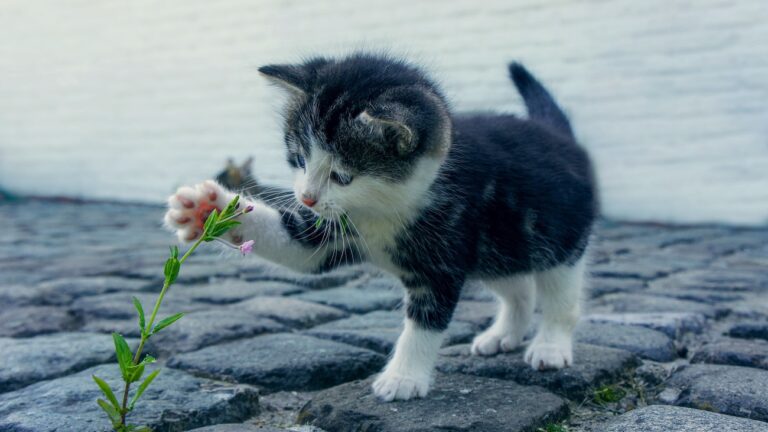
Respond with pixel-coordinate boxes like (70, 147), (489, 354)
(509, 62), (574, 139)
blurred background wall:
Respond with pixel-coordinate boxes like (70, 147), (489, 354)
(0, 0), (766, 224)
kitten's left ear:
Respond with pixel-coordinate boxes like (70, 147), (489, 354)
(358, 110), (415, 155)
(258, 64), (308, 94)
(258, 58), (329, 95)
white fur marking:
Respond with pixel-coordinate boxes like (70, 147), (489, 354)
(372, 318), (444, 401)
(524, 256), (586, 370)
(471, 275), (535, 356)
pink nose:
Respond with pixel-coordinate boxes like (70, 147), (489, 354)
(301, 195), (317, 207)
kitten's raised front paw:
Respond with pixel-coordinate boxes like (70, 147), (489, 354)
(471, 328), (521, 356)
(372, 371), (430, 401)
(164, 180), (230, 242)
(524, 339), (573, 370)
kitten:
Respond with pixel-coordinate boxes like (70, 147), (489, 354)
(165, 53), (597, 401)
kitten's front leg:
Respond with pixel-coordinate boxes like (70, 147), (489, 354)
(164, 180), (331, 272)
(372, 284), (460, 401)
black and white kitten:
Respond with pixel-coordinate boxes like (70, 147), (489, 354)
(165, 53), (597, 401)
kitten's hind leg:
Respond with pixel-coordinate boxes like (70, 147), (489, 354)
(471, 275), (535, 356)
(525, 256), (586, 370)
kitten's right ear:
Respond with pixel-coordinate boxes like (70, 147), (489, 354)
(258, 64), (308, 95)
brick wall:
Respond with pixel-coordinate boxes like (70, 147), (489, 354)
(0, 0), (766, 224)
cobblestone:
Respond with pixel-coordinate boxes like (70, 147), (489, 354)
(298, 374), (568, 432)
(436, 343), (639, 398)
(0, 364), (260, 432)
(663, 364), (768, 422)
(2, 201), (768, 430)
(168, 334), (386, 393)
(601, 405), (768, 432)
(691, 337), (768, 370)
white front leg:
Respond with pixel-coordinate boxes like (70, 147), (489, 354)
(372, 318), (444, 401)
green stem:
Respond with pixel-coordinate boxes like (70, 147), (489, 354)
(118, 235), (205, 427)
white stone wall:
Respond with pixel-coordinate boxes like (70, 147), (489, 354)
(0, 0), (766, 224)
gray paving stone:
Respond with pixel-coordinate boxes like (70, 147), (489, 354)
(0, 332), (122, 393)
(453, 300), (496, 329)
(587, 277), (646, 298)
(667, 234), (767, 259)
(436, 343), (639, 398)
(168, 334), (385, 393)
(293, 274), (402, 313)
(590, 256), (689, 280)
(231, 296), (347, 328)
(148, 309), (288, 355)
(589, 293), (729, 318)
(650, 268), (768, 293)
(297, 374), (568, 432)
(71, 291), (206, 321)
(305, 310), (476, 354)
(586, 312), (707, 338)
(36, 276), (153, 302)
(664, 364), (768, 422)
(123, 259), (242, 282)
(691, 338), (768, 370)
(0, 284), (63, 307)
(634, 362), (670, 386)
(729, 321), (768, 341)
(185, 279), (306, 304)
(240, 262), (367, 290)
(81, 317), (145, 338)
(601, 405), (768, 432)
(575, 322), (676, 361)
(595, 223), (664, 241)
(188, 425), (281, 432)
(0, 364), (260, 432)
(0, 305), (79, 337)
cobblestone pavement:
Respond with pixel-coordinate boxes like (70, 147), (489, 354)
(2, 200), (768, 431)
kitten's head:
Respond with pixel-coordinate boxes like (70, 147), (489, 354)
(259, 53), (451, 220)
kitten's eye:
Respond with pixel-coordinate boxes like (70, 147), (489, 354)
(295, 154), (306, 171)
(330, 171), (353, 186)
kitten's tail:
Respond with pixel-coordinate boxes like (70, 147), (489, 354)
(509, 62), (574, 139)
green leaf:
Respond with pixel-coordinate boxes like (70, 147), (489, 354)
(340, 214), (349, 232)
(129, 369), (160, 411)
(128, 363), (145, 383)
(152, 312), (184, 334)
(203, 208), (219, 234)
(92, 375), (120, 412)
(97, 398), (122, 427)
(221, 195), (240, 218)
(132, 296), (145, 334)
(314, 216), (324, 229)
(138, 354), (156, 366)
(113, 333), (133, 381)
(163, 257), (180, 284)
(209, 220), (241, 238)
(170, 245), (179, 260)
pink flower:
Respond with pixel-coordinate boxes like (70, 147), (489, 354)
(244, 205), (255, 213)
(239, 240), (255, 256)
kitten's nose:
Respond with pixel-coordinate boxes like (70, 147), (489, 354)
(301, 193), (317, 208)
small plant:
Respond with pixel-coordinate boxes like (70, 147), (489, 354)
(593, 384), (627, 405)
(537, 423), (568, 432)
(92, 196), (251, 432)
(314, 213), (350, 232)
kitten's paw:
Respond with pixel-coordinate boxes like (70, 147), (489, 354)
(470, 328), (521, 356)
(524, 339), (573, 370)
(164, 180), (229, 242)
(372, 371), (430, 401)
